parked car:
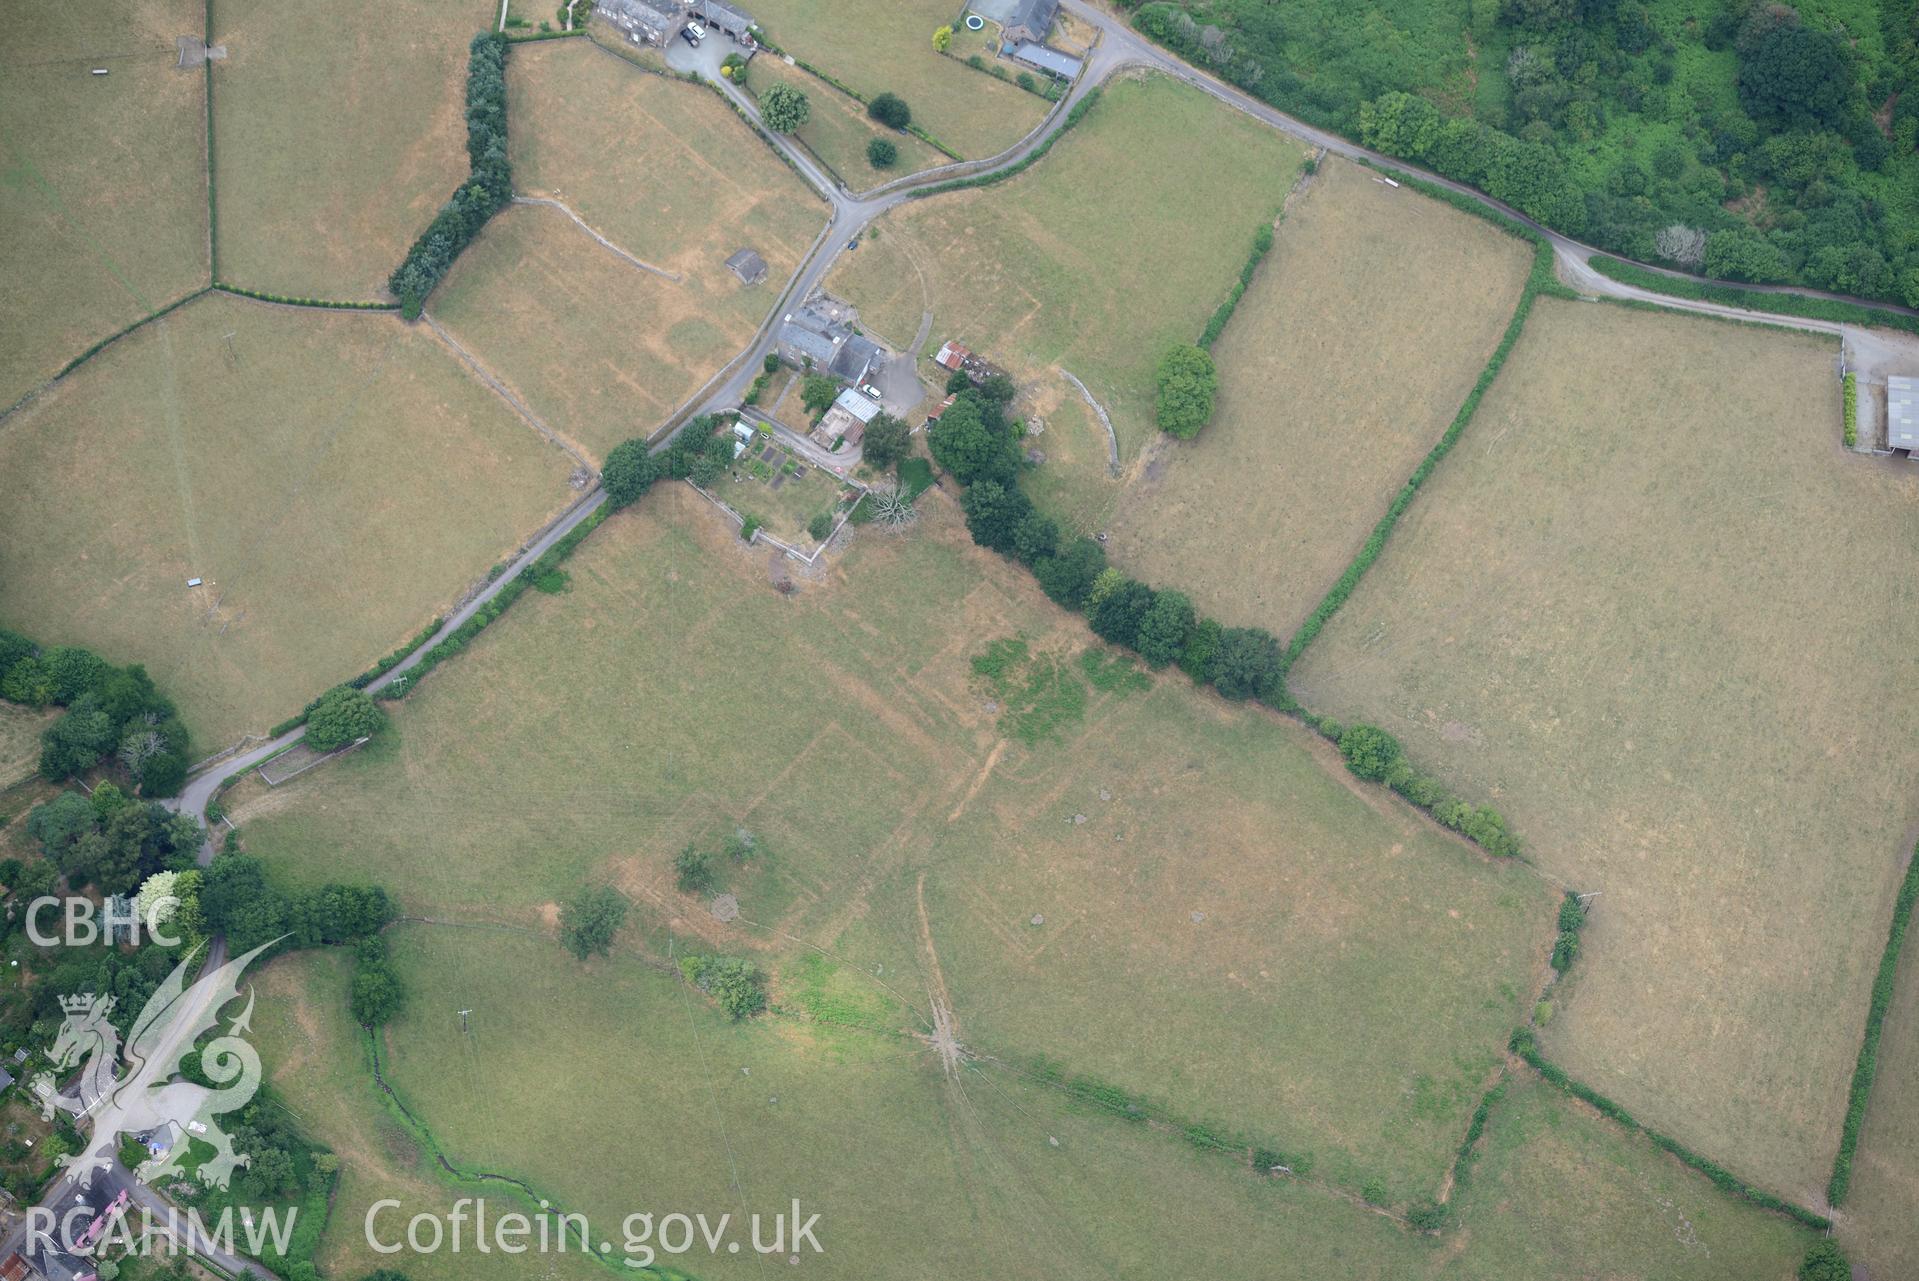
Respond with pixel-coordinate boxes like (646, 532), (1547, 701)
(681, 20), (705, 44)
(858, 383), (881, 401)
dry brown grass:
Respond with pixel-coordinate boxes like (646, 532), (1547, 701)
(0, 703), (57, 789)
(210, 0), (482, 298)
(508, 39), (827, 304)
(1839, 920), (1919, 1276)
(430, 205), (751, 462)
(1104, 158), (1533, 638)
(1291, 298), (1919, 1202)
(0, 0), (209, 410)
(746, 57), (947, 190)
(0, 292), (577, 748)
(244, 481), (1553, 1207)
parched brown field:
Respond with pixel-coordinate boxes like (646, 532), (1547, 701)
(242, 483), (1553, 1208)
(0, 292), (577, 748)
(1105, 158), (1534, 639)
(430, 206), (751, 462)
(211, 0), (485, 297)
(1839, 909), (1919, 1276)
(432, 42), (830, 461)
(829, 74), (1303, 466)
(0, 0), (209, 410)
(745, 0), (1048, 159)
(0, 703), (57, 789)
(1291, 299), (1919, 1202)
(508, 38), (827, 300)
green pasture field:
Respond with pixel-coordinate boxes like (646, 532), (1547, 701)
(1290, 298), (1919, 1204)
(360, 925), (1447, 1281)
(508, 39), (826, 291)
(1438, 1074), (1814, 1279)
(746, 0), (1047, 158)
(828, 74), (1304, 469)
(0, 292), (577, 748)
(429, 206), (752, 462)
(251, 948), (610, 1281)
(0, 703), (57, 789)
(1839, 928), (1919, 1277)
(0, 0), (209, 410)
(240, 482), (1552, 1211)
(210, 0), (486, 298)
(1104, 158), (1533, 640)
(746, 57), (947, 190)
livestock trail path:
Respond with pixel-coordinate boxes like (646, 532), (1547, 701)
(171, 0), (1919, 835)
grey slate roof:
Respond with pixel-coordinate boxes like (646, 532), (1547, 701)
(725, 248), (768, 284)
(832, 333), (881, 382)
(698, 0), (753, 35)
(1000, 0), (1059, 40)
(1890, 375), (1919, 450)
(1009, 41), (1081, 78)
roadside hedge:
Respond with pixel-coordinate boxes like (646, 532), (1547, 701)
(388, 32), (513, 318)
(1843, 372), (1858, 448)
(1828, 842), (1919, 1204)
(1588, 256), (1919, 337)
(916, 87), (1102, 198)
(1509, 1028), (1831, 1229)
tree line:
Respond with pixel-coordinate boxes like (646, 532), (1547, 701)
(388, 32), (514, 318)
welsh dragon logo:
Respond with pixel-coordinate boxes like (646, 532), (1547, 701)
(31, 941), (276, 1190)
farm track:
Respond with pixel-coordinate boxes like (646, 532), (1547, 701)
(82, 6), (1910, 1270)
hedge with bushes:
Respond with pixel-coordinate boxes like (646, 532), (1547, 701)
(1200, 221), (1277, 349)
(1509, 1028), (1831, 1229)
(916, 88), (1102, 198)
(388, 33), (513, 318)
(1843, 373), (1858, 448)
(1828, 841), (1919, 1204)
(214, 284), (398, 311)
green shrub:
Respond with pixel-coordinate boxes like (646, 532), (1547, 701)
(867, 91), (911, 128)
(1154, 344), (1217, 438)
(304, 687), (385, 752)
(1337, 724), (1401, 781)
(674, 846), (717, 895)
(531, 568), (569, 593)
(1799, 1241), (1851, 1281)
(867, 137), (898, 168)
(1843, 372), (1858, 447)
(1550, 932), (1579, 972)
(680, 954), (767, 1019)
(807, 512), (833, 541)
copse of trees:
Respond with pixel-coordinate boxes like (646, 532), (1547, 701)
(388, 33), (513, 318)
(304, 686), (386, 752)
(0, 628), (191, 795)
(1154, 344), (1218, 438)
(659, 414), (742, 488)
(350, 935), (406, 1026)
(928, 389), (1022, 485)
(198, 854), (397, 957)
(760, 82), (811, 133)
(868, 91), (912, 129)
(602, 438), (662, 507)
(27, 785), (204, 897)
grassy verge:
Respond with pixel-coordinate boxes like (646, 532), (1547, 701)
(1588, 255), (1919, 336)
(1829, 842), (1919, 1203)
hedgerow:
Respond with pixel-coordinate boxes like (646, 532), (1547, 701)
(1828, 841), (1919, 1204)
(1199, 220), (1277, 349)
(1281, 238), (1557, 677)
(1509, 1028), (1831, 1228)
(1843, 372), (1858, 448)
(213, 284), (398, 311)
(388, 33), (513, 318)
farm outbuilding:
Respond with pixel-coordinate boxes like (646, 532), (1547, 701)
(1009, 41), (1081, 79)
(1888, 375), (1919, 453)
(725, 248), (768, 285)
(594, 0), (685, 45)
